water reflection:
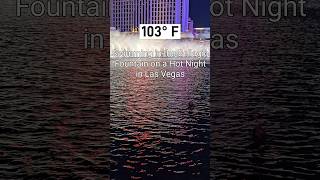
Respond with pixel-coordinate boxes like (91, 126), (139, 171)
(111, 58), (210, 179)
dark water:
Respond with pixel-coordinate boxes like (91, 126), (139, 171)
(2, 0), (320, 179)
(211, 7), (320, 180)
(0, 1), (109, 179)
(110, 59), (210, 179)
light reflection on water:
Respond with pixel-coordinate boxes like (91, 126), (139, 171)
(110, 58), (210, 180)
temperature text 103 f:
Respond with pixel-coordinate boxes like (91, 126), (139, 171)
(139, 24), (181, 39)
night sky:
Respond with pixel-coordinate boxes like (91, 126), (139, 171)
(189, 0), (210, 28)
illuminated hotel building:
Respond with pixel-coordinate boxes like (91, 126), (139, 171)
(110, 0), (190, 32)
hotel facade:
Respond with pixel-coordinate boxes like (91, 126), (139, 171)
(110, 0), (190, 32)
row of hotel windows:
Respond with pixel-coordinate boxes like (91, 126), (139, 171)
(112, 12), (177, 18)
(112, 0), (179, 3)
(111, 1), (181, 8)
(113, 10), (177, 14)
(113, 12), (177, 17)
(112, 12), (184, 21)
(112, 17), (178, 23)
(113, 19), (177, 24)
(113, 16), (177, 20)
(112, 7), (177, 11)
(112, 14), (177, 20)
(112, 3), (178, 6)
